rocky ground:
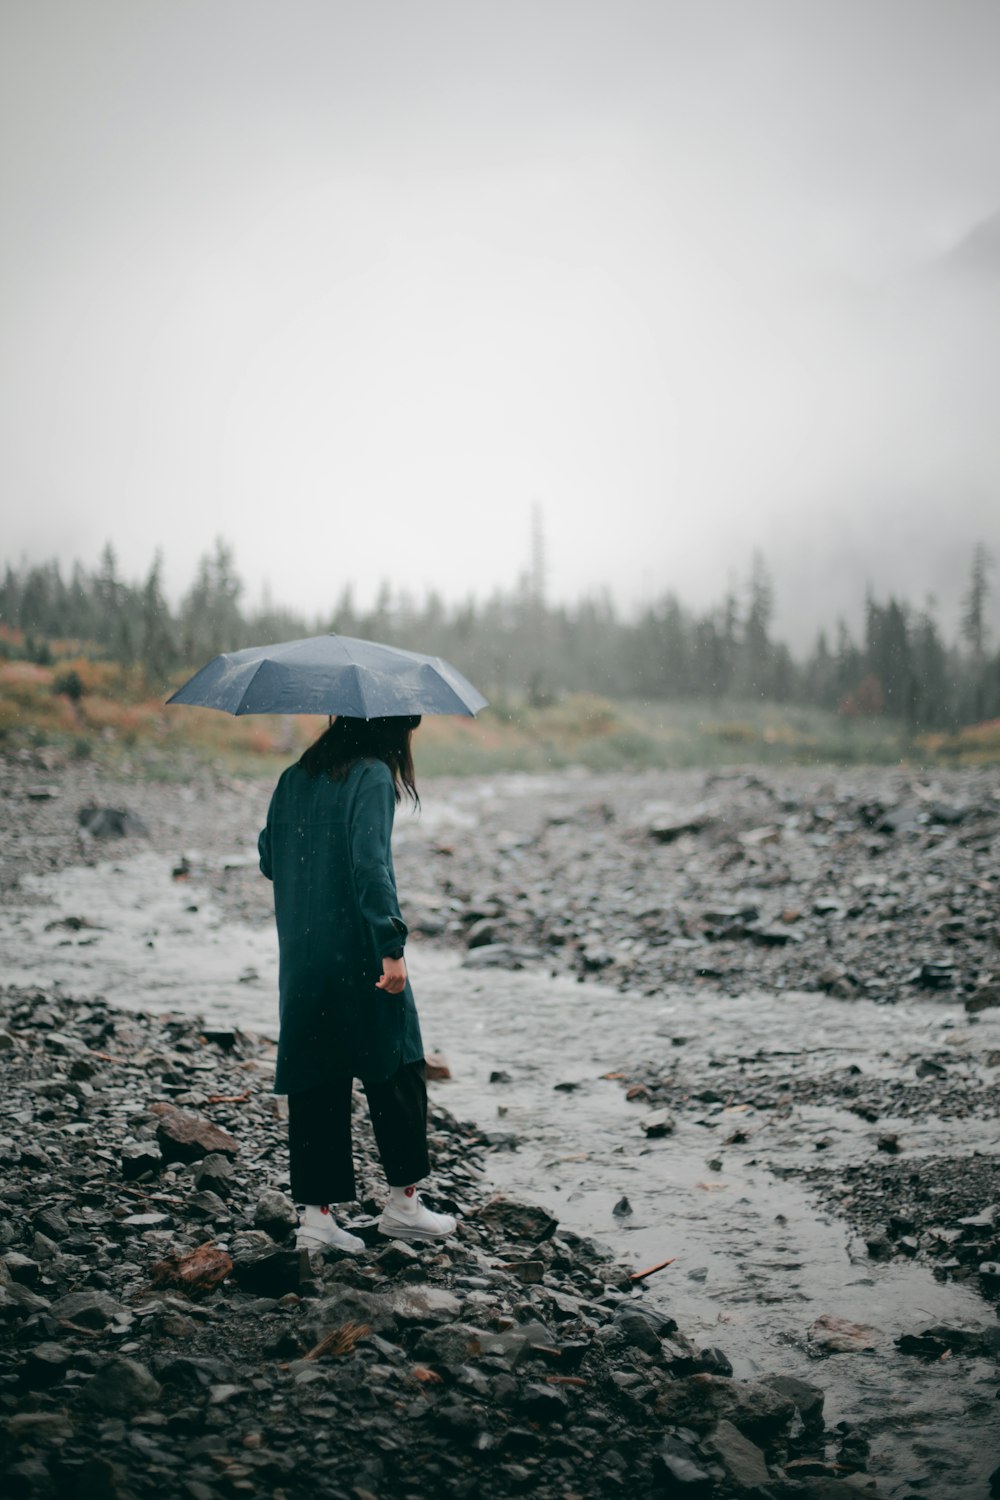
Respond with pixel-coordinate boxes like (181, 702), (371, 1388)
(1, 981), (896, 1500)
(392, 763), (1000, 1010)
(2, 747), (1000, 1497)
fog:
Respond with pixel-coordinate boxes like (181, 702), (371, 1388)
(1, 0), (998, 645)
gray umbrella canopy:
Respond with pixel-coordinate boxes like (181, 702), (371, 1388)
(166, 634), (488, 719)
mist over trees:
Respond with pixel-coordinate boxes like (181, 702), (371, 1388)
(1, 539), (997, 733)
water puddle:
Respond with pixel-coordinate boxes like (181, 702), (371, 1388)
(3, 851), (999, 1496)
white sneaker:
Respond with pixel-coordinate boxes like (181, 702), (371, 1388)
(378, 1190), (457, 1242)
(295, 1204), (365, 1255)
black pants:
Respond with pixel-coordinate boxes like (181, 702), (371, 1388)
(287, 1060), (430, 1205)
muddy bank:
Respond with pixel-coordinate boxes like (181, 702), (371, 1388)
(0, 981), (899, 1500)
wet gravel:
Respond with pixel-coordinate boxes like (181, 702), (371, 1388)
(1, 981), (893, 1500)
(2, 747), (1000, 1497)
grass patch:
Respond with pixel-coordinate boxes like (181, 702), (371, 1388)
(1, 647), (995, 776)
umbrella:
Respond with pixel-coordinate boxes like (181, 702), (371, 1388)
(165, 633), (487, 719)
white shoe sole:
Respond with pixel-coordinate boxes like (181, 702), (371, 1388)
(377, 1214), (457, 1242)
(296, 1230), (365, 1255)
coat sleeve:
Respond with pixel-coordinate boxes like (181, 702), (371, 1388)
(258, 792), (274, 881)
(349, 763), (408, 959)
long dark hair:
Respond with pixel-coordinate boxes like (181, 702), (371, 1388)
(299, 716), (420, 805)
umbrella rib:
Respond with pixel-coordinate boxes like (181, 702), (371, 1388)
(233, 659), (273, 717)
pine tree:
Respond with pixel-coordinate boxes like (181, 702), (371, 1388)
(140, 553), (175, 688)
(961, 542), (993, 663)
(960, 542), (993, 723)
(741, 553), (774, 697)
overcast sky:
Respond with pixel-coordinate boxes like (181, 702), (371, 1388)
(2, 0), (998, 645)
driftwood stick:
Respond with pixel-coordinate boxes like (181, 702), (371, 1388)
(629, 1257), (676, 1283)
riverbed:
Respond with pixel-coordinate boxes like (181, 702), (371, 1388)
(4, 826), (999, 1498)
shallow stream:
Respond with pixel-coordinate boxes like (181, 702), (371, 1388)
(4, 846), (999, 1497)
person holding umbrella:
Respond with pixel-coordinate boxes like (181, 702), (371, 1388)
(168, 632), (487, 1251)
(257, 712), (457, 1250)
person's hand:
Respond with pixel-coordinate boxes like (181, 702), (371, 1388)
(376, 956), (407, 994)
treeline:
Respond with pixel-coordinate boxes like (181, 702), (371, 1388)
(0, 540), (997, 732)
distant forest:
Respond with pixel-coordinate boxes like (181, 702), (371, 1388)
(0, 540), (996, 732)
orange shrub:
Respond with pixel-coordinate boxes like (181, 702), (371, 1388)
(51, 657), (121, 696)
(0, 661), (53, 687)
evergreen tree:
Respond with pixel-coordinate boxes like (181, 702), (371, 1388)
(961, 542), (993, 663)
(960, 542), (993, 722)
(741, 553), (774, 697)
(180, 538), (244, 663)
(140, 553), (175, 688)
(909, 604), (952, 731)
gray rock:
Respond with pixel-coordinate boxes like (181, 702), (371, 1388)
(376, 1240), (421, 1274)
(119, 1212), (171, 1229)
(120, 1140), (162, 1180)
(716, 1377), (797, 1442)
(643, 802), (713, 842)
(191, 1152), (237, 1196)
(749, 925), (801, 947)
(208, 1383), (247, 1405)
(642, 1109), (676, 1138)
(34, 1205), (71, 1240)
(432, 1399), (486, 1443)
(507, 1259), (545, 1284)
(0, 1282), (50, 1320)
(80, 1356), (161, 1414)
(415, 1323), (489, 1365)
(652, 1436), (712, 1492)
(155, 1353), (238, 1390)
(43, 1030), (90, 1057)
(517, 1382), (568, 1420)
(614, 1308), (662, 1356)
(466, 918), (498, 948)
(703, 1417), (770, 1487)
(7, 1411), (75, 1444)
(77, 805), (150, 839)
(477, 1321), (556, 1367)
(462, 943), (541, 970)
(655, 1374), (795, 1441)
(153, 1104), (238, 1164)
(253, 1188), (297, 1238)
(22, 1341), (74, 1388)
(230, 1245), (301, 1298)
(691, 1345), (734, 1377)
(304, 1285), (398, 1337)
(958, 1206), (997, 1231)
(51, 1289), (130, 1329)
(476, 1197), (558, 1244)
(3, 1252), (41, 1286)
(390, 1285), (464, 1323)
(767, 1374), (821, 1422)
(979, 1261), (1000, 1292)
(186, 1189), (231, 1221)
(580, 946), (614, 971)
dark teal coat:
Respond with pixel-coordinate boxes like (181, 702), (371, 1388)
(258, 757), (424, 1093)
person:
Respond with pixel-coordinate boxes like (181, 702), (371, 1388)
(257, 714), (456, 1251)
